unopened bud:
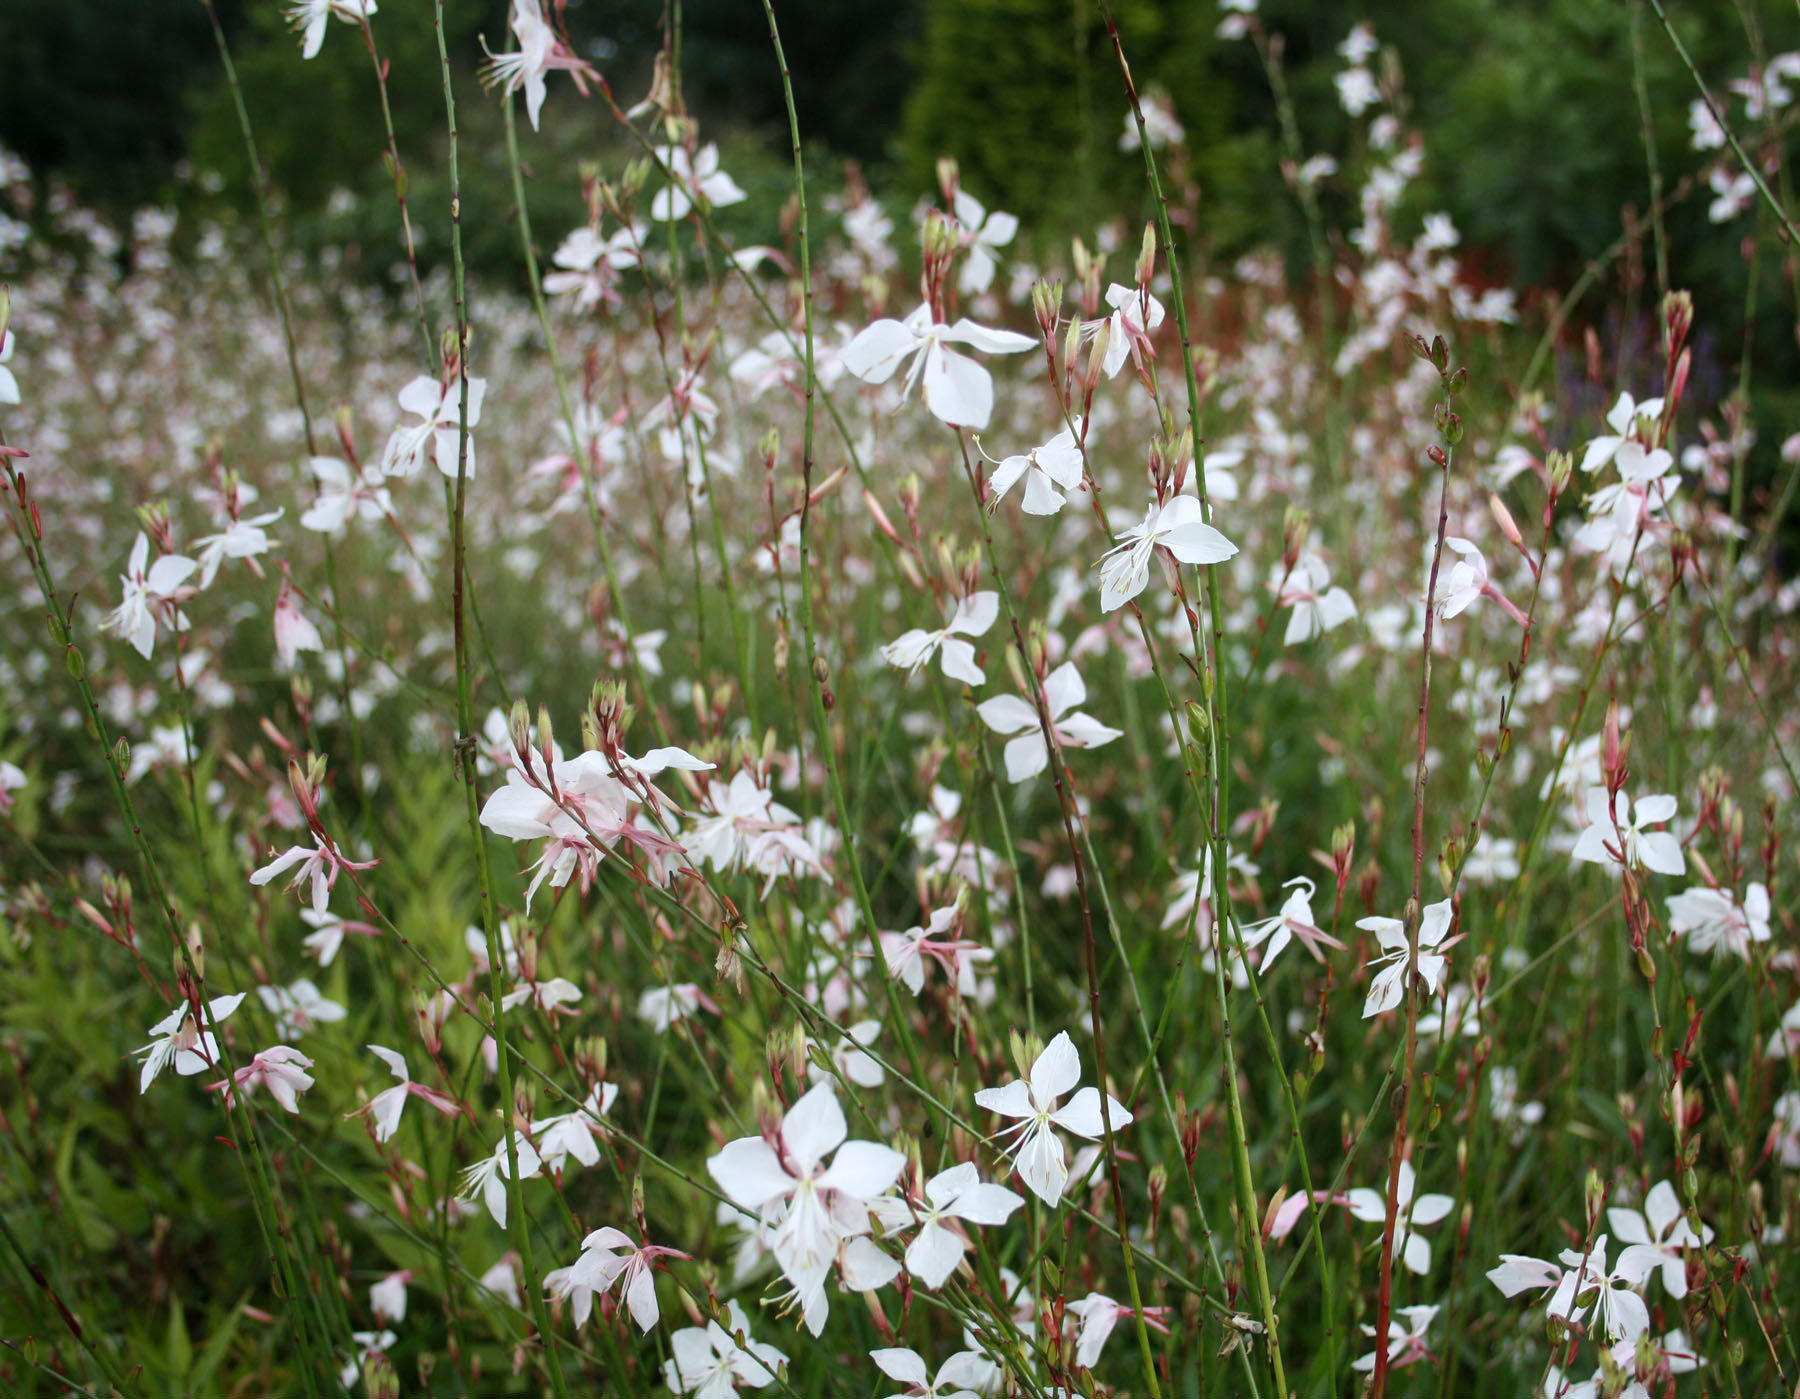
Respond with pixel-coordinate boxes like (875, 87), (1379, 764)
(1135, 223), (1157, 288)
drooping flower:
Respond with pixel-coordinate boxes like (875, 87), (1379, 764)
(1236, 876), (1346, 967)
(1066, 1293), (1173, 1369)
(209, 1045), (315, 1113)
(880, 592), (997, 687)
(1097, 495), (1237, 613)
(840, 304), (1036, 431)
(286, 0), (375, 61)
(974, 1031), (1133, 1205)
(481, 0), (595, 131)
(1086, 282), (1166, 381)
(349, 1044), (461, 1143)
(550, 1227), (687, 1332)
(976, 662), (1122, 783)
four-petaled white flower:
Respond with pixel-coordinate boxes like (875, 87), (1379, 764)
(380, 374), (487, 479)
(1098, 495), (1237, 613)
(532, 1081), (618, 1176)
(976, 662), (1122, 783)
(194, 508), (282, 589)
(1666, 882), (1770, 960)
(481, 0), (594, 131)
(950, 189), (1019, 296)
(544, 222), (643, 311)
(870, 1347), (990, 1399)
(1572, 787), (1684, 876)
(550, 1226), (686, 1332)
(974, 1030), (1133, 1205)
(137, 992), (246, 1093)
(1579, 392), (1667, 475)
(1278, 554), (1358, 643)
(1066, 1292), (1173, 1369)
(1350, 1304), (1438, 1374)
(652, 145), (748, 222)
(1489, 1234), (1658, 1344)
(105, 533), (198, 660)
(1088, 282), (1166, 381)
(459, 1130), (544, 1227)
(880, 592), (997, 687)
(1436, 538), (1529, 628)
(706, 1082), (904, 1333)
(1358, 898), (1454, 1019)
(1607, 1180), (1712, 1299)
(301, 457), (392, 534)
(987, 420), (1086, 515)
(662, 1300), (786, 1398)
(841, 303), (1036, 431)
(1346, 1160), (1454, 1274)
(870, 1162), (1024, 1289)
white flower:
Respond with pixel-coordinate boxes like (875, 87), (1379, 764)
(1666, 883), (1769, 960)
(1580, 392), (1667, 475)
(286, 0), (375, 61)
(651, 144), (747, 222)
(840, 303), (1036, 431)
(1608, 1180), (1712, 1299)
(1090, 282), (1166, 381)
(136, 993), (246, 1094)
(0, 328), (19, 404)
(976, 662), (1122, 783)
(532, 1081), (618, 1175)
(459, 1131), (544, 1227)
(705, 1083), (904, 1333)
(880, 592), (997, 686)
(1571, 788), (1684, 876)
(870, 1347), (990, 1399)
(104, 533), (198, 660)
(870, 1162), (1024, 1289)
(1346, 1160), (1453, 1274)
(543, 222), (643, 311)
(380, 374), (487, 479)
(662, 1300), (785, 1398)
(301, 457), (392, 534)
(987, 420), (1086, 515)
(1097, 495), (1237, 613)
(1278, 554), (1357, 643)
(951, 189), (1018, 296)
(1358, 899), (1453, 1018)
(256, 978), (346, 1037)
(973, 1031), (1132, 1205)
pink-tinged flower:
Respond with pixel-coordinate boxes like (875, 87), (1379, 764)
(286, 0), (375, 61)
(136, 992), (246, 1093)
(706, 1082), (904, 1332)
(1666, 882), (1769, 960)
(880, 591), (997, 687)
(338, 1330), (395, 1390)
(256, 978), (346, 1037)
(300, 457), (391, 534)
(550, 1226), (688, 1332)
(1608, 1180), (1712, 1299)
(869, 1162), (1024, 1289)
(209, 1045), (315, 1113)
(840, 303), (1036, 431)
(1768, 1000), (1800, 1059)
(1435, 538), (1529, 628)
(986, 420), (1086, 515)
(1278, 554), (1358, 643)
(878, 905), (989, 997)
(638, 982), (719, 1031)
(543, 222), (643, 311)
(298, 907), (380, 966)
(651, 144), (748, 222)
(871, 1347), (991, 1399)
(379, 373), (487, 479)
(1351, 1304), (1437, 1374)
(1571, 787), (1685, 876)
(104, 533), (198, 660)
(273, 581), (324, 670)
(1237, 876), (1346, 967)
(683, 770), (822, 888)
(501, 975), (583, 1018)
(949, 188), (1018, 296)
(1346, 1160), (1453, 1274)
(0, 761), (26, 814)
(250, 838), (378, 915)
(1066, 1293), (1172, 1369)
(1097, 494), (1237, 612)
(974, 1030), (1133, 1205)
(349, 1044), (461, 1143)
(976, 661), (1122, 784)
(481, 0), (596, 131)
(662, 1299), (786, 1397)
(459, 1130), (544, 1227)
(1086, 282), (1165, 381)
(1357, 898), (1454, 1018)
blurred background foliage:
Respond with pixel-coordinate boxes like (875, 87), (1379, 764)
(0, 0), (1792, 300)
